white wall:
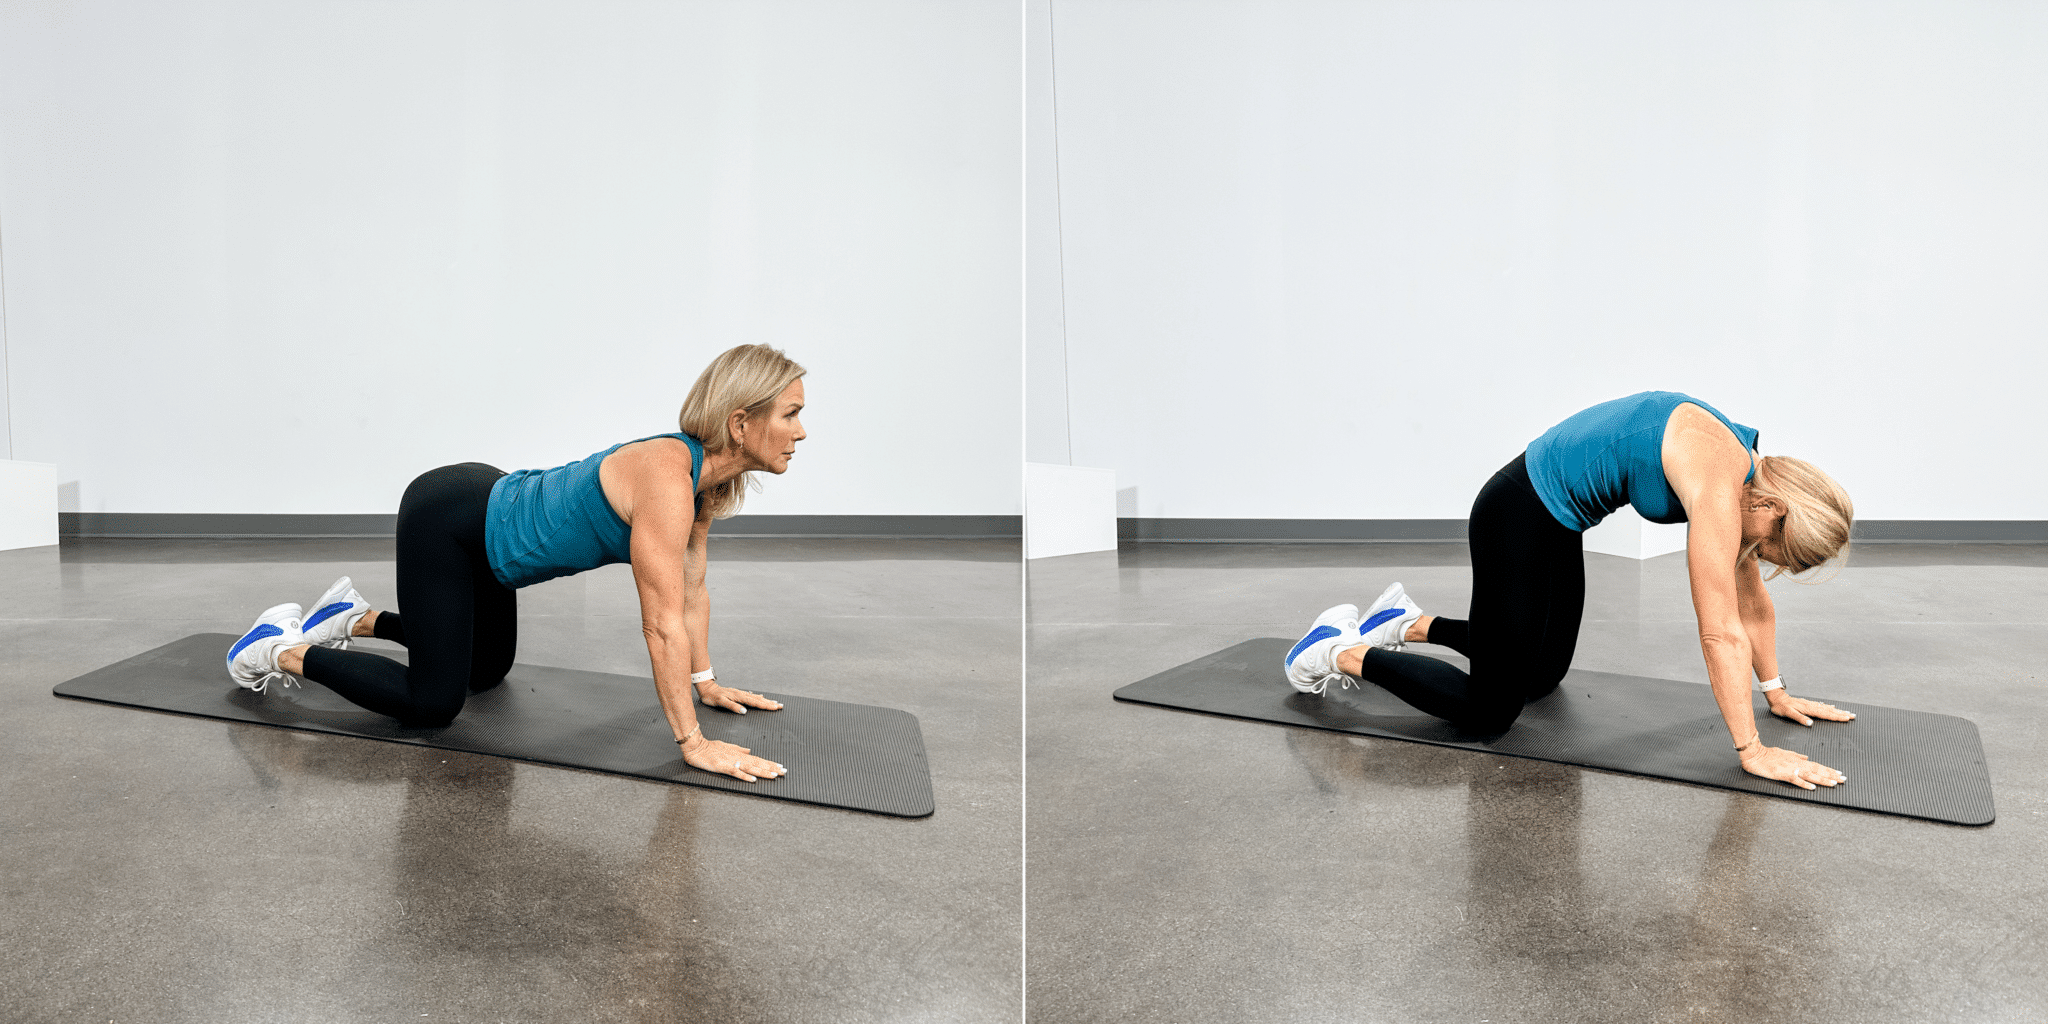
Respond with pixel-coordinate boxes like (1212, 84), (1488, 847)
(1048, 0), (2048, 521)
(0, 0), (1019, 517)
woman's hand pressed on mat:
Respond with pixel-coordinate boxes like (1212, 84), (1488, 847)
(1767, 692), (1855, 727)
(1737, 739), (1846, 790)
(681, 731), (787, 783)
(697, 681), (784, 715)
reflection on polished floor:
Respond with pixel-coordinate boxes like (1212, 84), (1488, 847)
(1026, 542), (2048, 1024)
(0, 537), (1020, 1024)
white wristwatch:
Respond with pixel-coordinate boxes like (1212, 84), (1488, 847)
(1754, 675), (1784, 693)
(690, 668), (716, 684)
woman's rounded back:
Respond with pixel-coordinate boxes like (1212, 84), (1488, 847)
(679, 344), (808, 519)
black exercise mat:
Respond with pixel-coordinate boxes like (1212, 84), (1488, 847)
(1114, 638), (1994, 826)
(55, 634), (934, 818)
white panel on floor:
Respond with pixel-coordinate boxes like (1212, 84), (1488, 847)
(0, 460), (59, 551)
(1026, 463), (1117, 559)
(1582, 505), (1687, 560)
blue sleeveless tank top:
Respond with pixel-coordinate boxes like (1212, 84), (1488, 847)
(1524, 392), (1758, 532)
(483, 433), (704, 590)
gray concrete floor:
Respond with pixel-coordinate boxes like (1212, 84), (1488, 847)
(1, 537), (1020, 1024)
(1027, 542), (2048, 1024)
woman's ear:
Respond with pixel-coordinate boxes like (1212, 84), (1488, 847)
(726, 407), (748, 447)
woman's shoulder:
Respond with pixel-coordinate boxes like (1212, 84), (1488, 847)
(608, 434), (697, 471)
(1662, 402), (1753, 489)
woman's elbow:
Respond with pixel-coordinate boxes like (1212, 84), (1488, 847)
(641, 620), (688, 647)
(1697, 627), (1750, 658)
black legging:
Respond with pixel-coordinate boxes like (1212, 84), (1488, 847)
(300, 462), (517, 727)
(1356, 453), (1585, 734)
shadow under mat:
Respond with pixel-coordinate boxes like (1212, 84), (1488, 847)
(56, 634), (934, 818)
(1114, 638), (1993, 826)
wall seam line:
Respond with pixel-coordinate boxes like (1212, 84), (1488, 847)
(1047, 0), (1074, 466)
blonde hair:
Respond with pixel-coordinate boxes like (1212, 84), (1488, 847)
(677, 344), (807, 519)
(1745, 455), (1854, 581)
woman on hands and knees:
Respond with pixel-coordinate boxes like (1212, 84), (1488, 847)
(1283, 391), (1856, 790)
(221, 344), (808, 783)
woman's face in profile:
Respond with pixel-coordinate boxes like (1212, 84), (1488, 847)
(743, 379), (806, 474)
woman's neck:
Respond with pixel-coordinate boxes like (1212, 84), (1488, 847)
(697, 447), (752, 490)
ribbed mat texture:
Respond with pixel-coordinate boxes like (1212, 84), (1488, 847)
(1113, 638), (1993, 826)
(55, 634), (935, 818)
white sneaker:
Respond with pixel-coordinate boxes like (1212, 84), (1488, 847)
(1284, 603), (1362, 695)
(1357, 582), (1426, 651)
(227, 603), (305, 694)
(302, 576), (370, 650)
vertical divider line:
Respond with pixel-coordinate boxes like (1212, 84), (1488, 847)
(1017, 3), (1033, 1018)
(0, 209), (13, 461)
(1047, 0), (1073, 467)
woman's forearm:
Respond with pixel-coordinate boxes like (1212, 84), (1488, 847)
(1744, 609), (1780, 687)
(1701, 633), (1762, 749)
(644, 624), (703, 744)
(684, 583), (712, 676)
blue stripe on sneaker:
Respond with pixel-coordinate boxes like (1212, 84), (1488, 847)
(227, 623), (283, 663)
(1359, 607), (1409, 636)
(303, 601), (352, 631)
(1286, 625), (1341, 666)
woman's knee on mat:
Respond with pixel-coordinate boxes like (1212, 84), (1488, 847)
(1522, 663), (1569, 702)
(467, 646), (515, 693)
(1457, 692), (1526, 735)
(396, 689), (466, 728)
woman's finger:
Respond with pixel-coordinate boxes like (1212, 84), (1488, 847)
(1774, 703), (1815, 726)
(1804, 760), (1845, 786)
(732, 689), (783, 711)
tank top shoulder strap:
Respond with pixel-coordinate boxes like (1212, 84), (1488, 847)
(675, 433), (704, 490)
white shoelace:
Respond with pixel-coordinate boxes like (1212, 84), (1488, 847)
(1306, 671), (1357, 696)
(250, 670), (300, 694)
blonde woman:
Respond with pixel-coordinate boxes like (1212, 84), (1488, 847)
(1284, 391), (1857, 790)
(222, 344), (804, 783)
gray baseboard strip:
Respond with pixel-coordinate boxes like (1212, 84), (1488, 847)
(1848, 520), (2048, 543)
(59, 512), (1021, 540)
(713, 515), (1019, 539)
(1120, 518), (1468, 543)
(1118, 518), (2048, 544)
(61, 513), (399, 538)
